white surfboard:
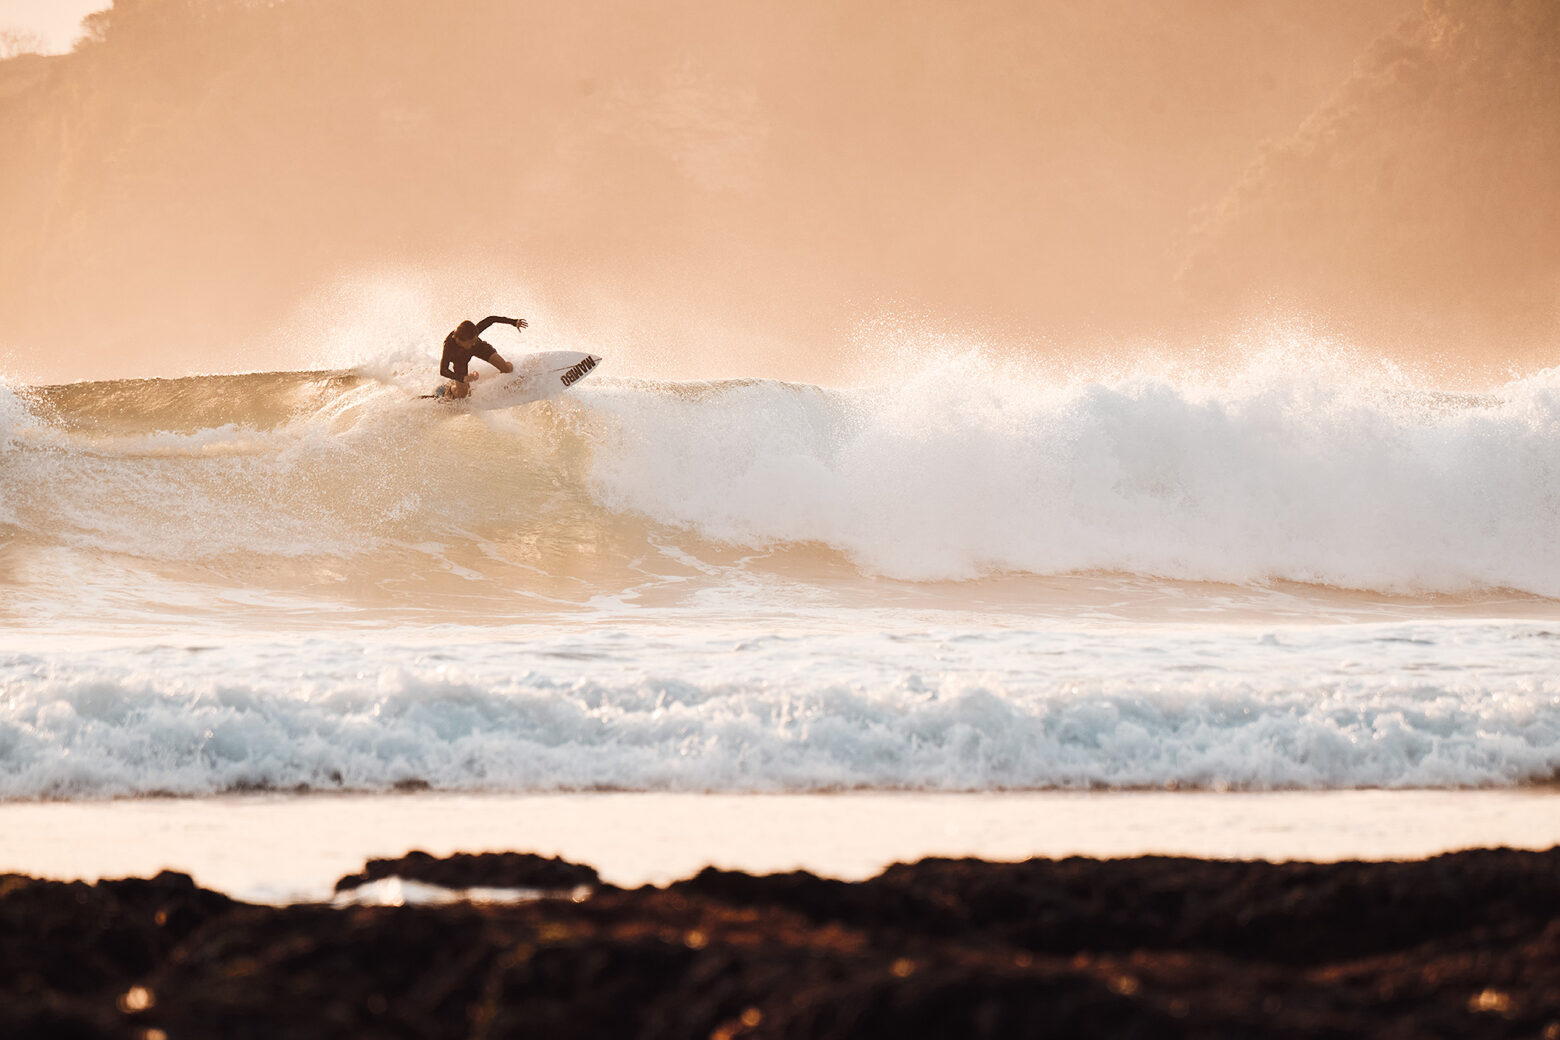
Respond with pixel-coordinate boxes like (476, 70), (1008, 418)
(433, 351), (602, 410)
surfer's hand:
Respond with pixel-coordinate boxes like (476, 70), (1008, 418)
(515, 317), (528, 330)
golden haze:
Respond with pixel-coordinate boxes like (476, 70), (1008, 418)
(0, 0), (1555, 384)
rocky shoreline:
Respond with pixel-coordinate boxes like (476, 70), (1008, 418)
(4, 847), (1558, 1038)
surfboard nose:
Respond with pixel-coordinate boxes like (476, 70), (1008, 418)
(560, 355), (599, 387)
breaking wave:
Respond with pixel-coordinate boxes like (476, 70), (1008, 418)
(3, 353), (1559, 596)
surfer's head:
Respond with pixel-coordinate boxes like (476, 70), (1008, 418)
(455, 320), (479, 345)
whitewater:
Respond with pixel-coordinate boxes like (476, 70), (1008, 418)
(3, 352), (1559, 800)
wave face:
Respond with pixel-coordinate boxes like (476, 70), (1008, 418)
(3, 357), (1560, 601)
(3, 625), (1557, 798)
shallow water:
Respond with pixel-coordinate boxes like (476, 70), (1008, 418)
(3, 790), (1557, 903)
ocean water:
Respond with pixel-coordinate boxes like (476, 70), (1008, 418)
(3, 354), (1559, 804)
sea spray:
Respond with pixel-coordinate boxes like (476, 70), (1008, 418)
(0, 381), (38, 527)
(0, 380), (30, 453)
(585, 355), (1560, 593)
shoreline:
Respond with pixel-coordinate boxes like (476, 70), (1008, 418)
(2, 788), (1557, 904)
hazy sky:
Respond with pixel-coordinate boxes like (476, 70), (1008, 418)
(0, 0), (103, 52)
(3, 0), (1553, 383)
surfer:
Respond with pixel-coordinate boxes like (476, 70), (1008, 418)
(439, 316), (527, 399)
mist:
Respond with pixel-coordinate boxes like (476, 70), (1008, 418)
(2, 0), (1554, 385)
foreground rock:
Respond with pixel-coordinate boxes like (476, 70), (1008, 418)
(333, 850), (600, 894)
(3, 848), (1558, 1038)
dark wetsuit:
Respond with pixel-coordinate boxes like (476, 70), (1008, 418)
(439, 316), (522, 382)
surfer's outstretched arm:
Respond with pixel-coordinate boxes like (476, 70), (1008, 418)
(472, 316), (528, 335)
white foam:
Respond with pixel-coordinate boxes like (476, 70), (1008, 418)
(585, 354), (1560, 594)
(2, 622), (1557, 799)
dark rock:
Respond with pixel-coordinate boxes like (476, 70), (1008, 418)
(333, 850), (601, 893)
(771, 965), (1180, 1040)
(675, 848), (1560, 964)
(4, 849), (1559, 1039)
(0, 870), (234, 1038)
(137, 903), (514, 1040)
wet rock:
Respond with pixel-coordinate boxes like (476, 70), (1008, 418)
(3, 849), (1558, 1039)
(333, 850), (601, 893)
(137, 903), (516, 1039)
(674, 848), (1560, 964)
(0, 870), (233, 1038)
